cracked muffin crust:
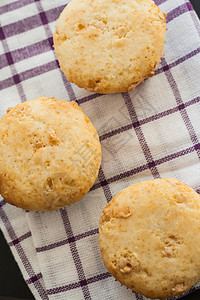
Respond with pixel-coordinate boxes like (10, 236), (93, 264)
(53, 0), (166, 94)
(0, 97), (101, 211)
(99, 178), (200, 298)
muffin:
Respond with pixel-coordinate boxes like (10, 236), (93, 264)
(0, 97), (101, 211)
(53, 0), (166, 94)
(99, 178), (200, 298)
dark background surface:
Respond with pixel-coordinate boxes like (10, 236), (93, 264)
(1, 1), (200, 299)
(191, 0), (200, 18)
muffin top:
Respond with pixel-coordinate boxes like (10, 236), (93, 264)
(0, 98), (101, 211)
(99, 178), (200, 299)
(54, 0), (166, 94)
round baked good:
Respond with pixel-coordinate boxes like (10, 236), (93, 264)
(53, 0), (166, 94)
(99, 178), (200, 299)
(0, 97), (101, 211)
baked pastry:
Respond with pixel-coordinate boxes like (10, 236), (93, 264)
(0, 97), (101, 211)
(53, 0), (166, 94)
(99, 178), (200, 298)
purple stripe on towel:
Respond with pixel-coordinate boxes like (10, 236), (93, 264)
(0, 206), (48, 299)
(8, 231), (32, 246)
(47, 272), (111, 295)
(123, 92), (160, 179)
(60, 208), (92, 299)
(36, 228), (98, 252)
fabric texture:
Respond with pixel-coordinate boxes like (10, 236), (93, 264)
(0, 0), (200, 299)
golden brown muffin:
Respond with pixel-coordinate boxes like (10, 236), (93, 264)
(99, 178), (200, 298)
(53, 0), (166, 94)
(0, 97), (101, 211)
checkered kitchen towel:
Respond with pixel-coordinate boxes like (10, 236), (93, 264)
(0, 0), (200, 299)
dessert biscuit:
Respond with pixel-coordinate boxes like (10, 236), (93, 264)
(0, 97), (101, 211)
(99, 178), (200, 298)
(54, 0), (166, 94)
